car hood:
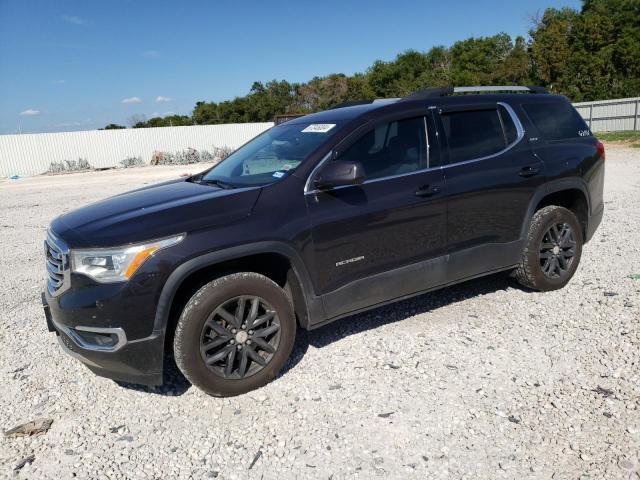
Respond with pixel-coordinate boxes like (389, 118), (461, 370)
(51, 177), (261, 248)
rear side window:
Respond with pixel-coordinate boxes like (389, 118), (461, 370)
(522, 101), (591, 141)
(441, 109), (508, 163)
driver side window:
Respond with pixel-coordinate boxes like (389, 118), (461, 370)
(339, 116), (427, 180)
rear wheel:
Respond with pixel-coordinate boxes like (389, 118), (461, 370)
(174, 272), (296, 396)
(514, 205), (583, 291)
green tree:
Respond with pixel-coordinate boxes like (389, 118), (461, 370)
(366, 50), (433, 97)
(529, 1), (640, 101)
(450, 33), (519, 85)
(133, 115), (192, 128)
(296, 74), (350, 111)
(193, 101), (220, 124)
(105, 0), (640, 126)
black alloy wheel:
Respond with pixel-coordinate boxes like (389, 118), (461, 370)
(199, 296), (281, 379)
(539, 222), (577, 279)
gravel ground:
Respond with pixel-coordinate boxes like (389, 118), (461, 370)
(0, 151), (639, 479)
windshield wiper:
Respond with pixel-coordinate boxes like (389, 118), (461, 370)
(199, 178), (237, 189)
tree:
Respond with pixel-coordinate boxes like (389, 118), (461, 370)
(104, 0), (639, 127)
(366, 50), (434, 97)
(296, 74), (350, 111)
(134, 115), (192, 128)
(128, 114), (147, 128)
(101, 123), (126, 130)
(450, 33), (521, 85)
(193, 101), (219, 125)
(529, 8), (582, 97)
(529, 1), (640, 101)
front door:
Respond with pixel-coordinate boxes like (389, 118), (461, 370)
(305, 114), (447, 318)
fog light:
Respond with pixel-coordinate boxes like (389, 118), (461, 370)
(73, 329), (118, 347)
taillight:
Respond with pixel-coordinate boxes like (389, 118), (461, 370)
(596, 140), (605, 160)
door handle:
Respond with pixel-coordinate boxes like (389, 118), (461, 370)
(415, 185), (441, 197)
(518, 166), (540, 178)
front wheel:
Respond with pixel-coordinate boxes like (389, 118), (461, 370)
(514, 205), (583, 291)
(173, 272), (296, 396)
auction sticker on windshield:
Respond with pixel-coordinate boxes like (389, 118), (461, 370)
(301, 124), (336, 133)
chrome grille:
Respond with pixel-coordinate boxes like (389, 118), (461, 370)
(44, 230), (70, 296)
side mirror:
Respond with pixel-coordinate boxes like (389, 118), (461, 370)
(314, 161), (365, 190)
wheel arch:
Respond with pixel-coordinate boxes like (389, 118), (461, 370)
(521, 179), (591, 241)
(154, 242), (323, 349)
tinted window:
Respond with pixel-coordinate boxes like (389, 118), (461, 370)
(499, 106), (518, 144)
(441, 109), (507, 163)
(522, 101), (590, 141)
(340, 117), (426, 180)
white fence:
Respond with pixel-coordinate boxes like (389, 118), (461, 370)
(1, 96), (639, 178)
(573, 97), (640, 132)
(0, 122), (273, 177)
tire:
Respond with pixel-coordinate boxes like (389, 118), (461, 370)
(173, 272), (296, 397)
(514, 205), (583, 291)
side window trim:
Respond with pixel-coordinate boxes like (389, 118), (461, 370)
(496, 107), (509, 145)
(438, 101), (524, 169)
(304, 160), (445, 195)
(424, 116), (430, 168)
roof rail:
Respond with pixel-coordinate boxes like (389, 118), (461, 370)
(328, 100), (374, 110)
(329, 98), (400, 110)
(403, 87), (454, 100)
(403, 85), (548, 100)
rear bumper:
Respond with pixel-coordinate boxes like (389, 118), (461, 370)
(43, 291), (164, 386)
(585, 205), (604, 243)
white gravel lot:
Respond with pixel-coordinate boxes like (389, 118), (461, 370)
(1, 150), (639, 479)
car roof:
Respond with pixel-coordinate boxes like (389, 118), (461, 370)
(284, 92), (569, 126)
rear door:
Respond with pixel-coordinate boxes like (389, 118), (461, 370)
(305, 113), (447, 318)
(434, 102), (545, 279)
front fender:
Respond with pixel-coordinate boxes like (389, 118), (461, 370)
(152, 241), (324, 335)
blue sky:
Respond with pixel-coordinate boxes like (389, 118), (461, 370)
(0, 0), (582, 134)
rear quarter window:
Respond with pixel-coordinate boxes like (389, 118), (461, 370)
(522, 101), (591, 141)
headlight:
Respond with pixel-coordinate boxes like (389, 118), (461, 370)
(70, 234), (185, 283)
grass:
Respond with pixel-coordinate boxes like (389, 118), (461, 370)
(596, 130), (640, 146)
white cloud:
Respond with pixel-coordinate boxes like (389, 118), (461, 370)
(141, 50), (159, 58)
(122, 97), (142, 104)
(155, 96), (172, 103)
(61, 15), (87, 25)
(20, 109), (40, 116)
(53, 79), (66, 84)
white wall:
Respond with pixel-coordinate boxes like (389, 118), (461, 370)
(2, 97), (639, 178)
(0, 122), (273, 177)
(573, 97), (640, 132)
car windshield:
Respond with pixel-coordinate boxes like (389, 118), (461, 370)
(200, 122), (340, 187)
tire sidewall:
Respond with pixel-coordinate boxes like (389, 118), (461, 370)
(174, 273), (296, 397)
(527, 207), (583, 290)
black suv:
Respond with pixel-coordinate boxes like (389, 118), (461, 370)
(43, 86), (605, 396)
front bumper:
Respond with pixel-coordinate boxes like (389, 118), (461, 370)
(43, 291), (164, 386)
